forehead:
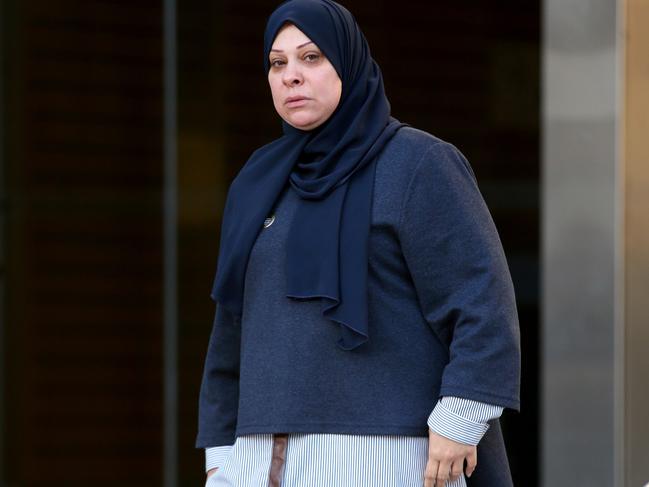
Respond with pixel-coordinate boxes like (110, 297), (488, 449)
(270, 23), (315, 51)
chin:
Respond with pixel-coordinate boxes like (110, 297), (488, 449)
(286, 115), (322, 131)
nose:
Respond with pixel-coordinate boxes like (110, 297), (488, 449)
(282, 61), (303, 87)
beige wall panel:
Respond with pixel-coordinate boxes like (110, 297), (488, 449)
(624, 0), (649, 485)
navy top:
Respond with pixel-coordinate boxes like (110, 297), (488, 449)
(196, 127), (521, 448)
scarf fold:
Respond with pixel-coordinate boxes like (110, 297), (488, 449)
(210, 0), (405, 350)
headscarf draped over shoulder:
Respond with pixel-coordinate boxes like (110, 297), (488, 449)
(210, 0), (405, 350)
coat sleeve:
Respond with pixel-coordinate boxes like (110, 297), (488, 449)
(398, 141), (520, 410)
(195, 304), (241, 447)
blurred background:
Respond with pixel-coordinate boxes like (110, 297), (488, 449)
(0, 0), (646, 486)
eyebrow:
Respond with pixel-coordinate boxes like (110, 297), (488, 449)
(270, 41), (314, 53)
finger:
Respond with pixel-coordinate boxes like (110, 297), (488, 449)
(435, 460), (451, 487)
(465, 449), (478, 478)
(424, 459), (439, 487)
(449, 458), (463, 481)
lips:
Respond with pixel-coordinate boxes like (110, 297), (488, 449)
(285, 96), (309, 107)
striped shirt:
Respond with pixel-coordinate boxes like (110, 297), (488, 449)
(205, 396), (502, 486)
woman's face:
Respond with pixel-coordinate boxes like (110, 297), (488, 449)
(268, 24), (342, 131)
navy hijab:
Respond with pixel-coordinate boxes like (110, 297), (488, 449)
(210, 0), (404, 350)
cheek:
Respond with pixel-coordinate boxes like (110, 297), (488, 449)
(334, 79), (342, 104)
(325, 76), (342, 112)
(268, 76), (285, 111)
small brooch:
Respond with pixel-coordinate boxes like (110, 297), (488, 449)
(263, 215), (275, 228)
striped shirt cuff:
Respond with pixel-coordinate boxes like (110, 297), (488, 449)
(427, 396), (503, 446)
(205, 445), (233, 472)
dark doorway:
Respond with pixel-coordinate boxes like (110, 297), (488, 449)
(1, 1), (164, 485)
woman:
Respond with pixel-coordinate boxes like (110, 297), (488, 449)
(196, 1), (520, 486)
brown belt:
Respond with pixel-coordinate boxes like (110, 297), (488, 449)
(268, 433), (288, 487)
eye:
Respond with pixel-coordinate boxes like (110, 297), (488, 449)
(269, 59), (285, 68)
(304, 52), (321, 63)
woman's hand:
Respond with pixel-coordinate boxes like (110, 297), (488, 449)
(424, 429), (477, 487)
(206, 467), (219, 479)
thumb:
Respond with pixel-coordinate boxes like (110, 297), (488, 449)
(465, 448), (477, 478)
